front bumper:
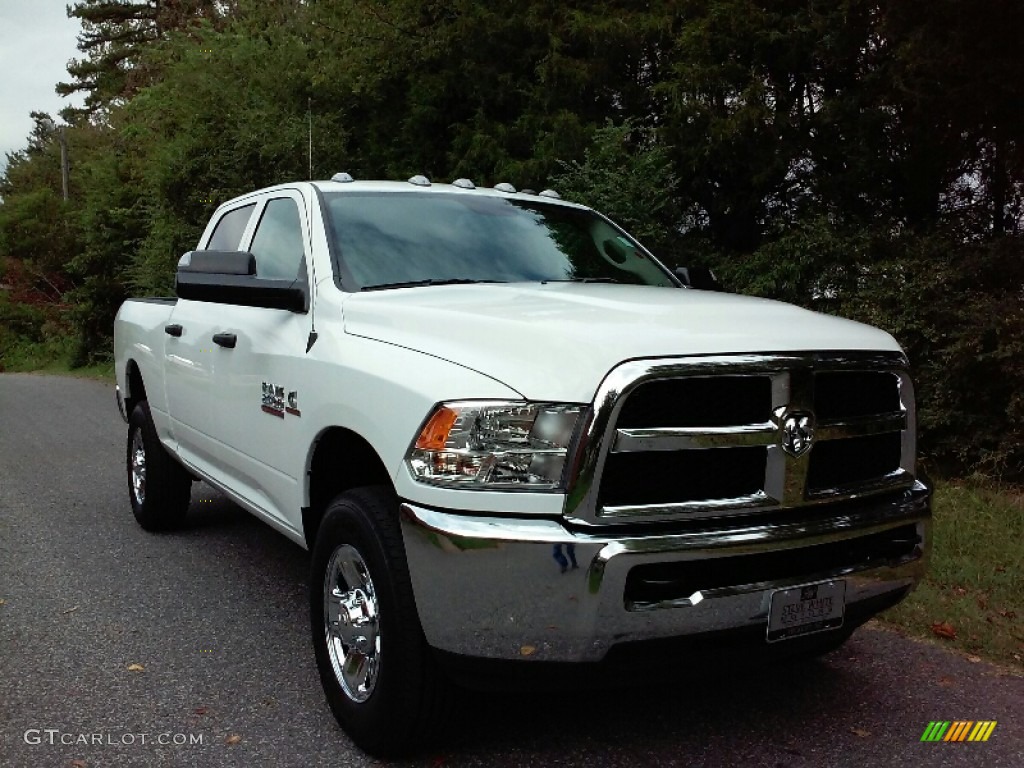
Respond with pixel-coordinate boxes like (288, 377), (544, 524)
(400, 481), (930, 662)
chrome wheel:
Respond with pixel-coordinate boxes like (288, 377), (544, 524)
(130, 429), (146, 505)
(323, 544), (380, 703)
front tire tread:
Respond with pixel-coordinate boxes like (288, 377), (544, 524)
(310, 486), (451, 757)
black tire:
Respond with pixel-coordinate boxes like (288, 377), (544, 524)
(310, 486), (450, 757)
(127, 401), (192, 531)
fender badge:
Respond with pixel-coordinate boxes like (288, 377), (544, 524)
(261, 382), (285, 418)
(262, 382), (300, 418)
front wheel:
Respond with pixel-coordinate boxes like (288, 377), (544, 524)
(310, 486), (449, 757)
(127, 401), (191, 531)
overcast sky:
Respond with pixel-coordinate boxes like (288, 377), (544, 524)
(0, 1), (85, 171)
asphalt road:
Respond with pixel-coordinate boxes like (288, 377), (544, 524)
(0, 373), (1020, 768)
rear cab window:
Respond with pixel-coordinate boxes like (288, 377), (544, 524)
(205, 204), (256, 251)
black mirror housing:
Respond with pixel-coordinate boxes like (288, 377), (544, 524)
(176, 251), (308, 312)
(177, 250), (257, 276)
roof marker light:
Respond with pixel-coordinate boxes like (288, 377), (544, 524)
(331, 172), (354, 183)
(494, 182), (517, 193)
(408, 175), (431, 187)
(452, 178), (475, 189)
(539, 189), (561, 199)
(521, 188), (537, 195)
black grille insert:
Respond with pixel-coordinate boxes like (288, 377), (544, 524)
(625, 524), (921, 608)
(807, 433), (903, 492)
(815, 371), (900, 421)
(600, 447), (766, 507)
(616, 376), (771, 429)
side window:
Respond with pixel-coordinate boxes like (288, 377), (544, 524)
(206, 204), (256, 251)
(249, 198), (306, 280)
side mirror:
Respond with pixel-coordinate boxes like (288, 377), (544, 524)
(675, 266), (723, 292)
(176, 250), (308, 312)
(177, 250), (257, 275)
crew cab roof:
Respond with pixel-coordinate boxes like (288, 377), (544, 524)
(215, 179), (588, 211)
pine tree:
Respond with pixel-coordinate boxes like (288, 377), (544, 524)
(58, 0), (223, 113)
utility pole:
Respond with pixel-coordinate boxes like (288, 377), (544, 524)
(57, 127), (69, 201)
(41, 117), (70, 201)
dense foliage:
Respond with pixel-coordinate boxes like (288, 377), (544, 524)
(1, 0), (1022, 477)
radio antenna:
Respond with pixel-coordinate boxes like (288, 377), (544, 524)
(307, 97), (313, 180)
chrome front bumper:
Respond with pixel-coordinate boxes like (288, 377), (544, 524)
(400, 482), (930, 662)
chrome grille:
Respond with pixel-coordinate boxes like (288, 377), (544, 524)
(564, 353), (917, 526)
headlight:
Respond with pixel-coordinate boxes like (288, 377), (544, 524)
(406, 401), (584, 490)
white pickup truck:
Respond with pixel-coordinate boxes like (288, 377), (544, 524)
(113, 176), (931, 756)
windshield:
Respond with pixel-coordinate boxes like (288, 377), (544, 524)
(321, 192), (677, 290)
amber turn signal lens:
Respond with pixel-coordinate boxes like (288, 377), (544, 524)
(414, 406), (459, 450)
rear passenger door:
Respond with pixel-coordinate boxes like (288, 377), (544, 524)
(204, 191), (314, 533)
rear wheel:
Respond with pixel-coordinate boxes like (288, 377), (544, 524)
(127, 401), (191, 531)
(310, 486), (449, 757)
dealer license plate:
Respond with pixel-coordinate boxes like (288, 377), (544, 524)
(767, 580), (846, 642)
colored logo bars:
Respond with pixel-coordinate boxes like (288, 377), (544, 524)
(920, 721), (997, 742)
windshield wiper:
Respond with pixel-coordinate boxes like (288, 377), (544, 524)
(540, 277), (622, 284)
(361, 278), (506, 292)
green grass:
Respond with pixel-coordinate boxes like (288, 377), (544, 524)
(879, 480), (1023, 668)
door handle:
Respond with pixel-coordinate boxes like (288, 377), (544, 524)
(212, 332), (237, 349)
(164, 324), (183, 337)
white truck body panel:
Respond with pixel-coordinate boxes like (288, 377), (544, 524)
(343, 282), (901, 403)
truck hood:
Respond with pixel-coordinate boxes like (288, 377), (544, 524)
(342, 283), (902, 402)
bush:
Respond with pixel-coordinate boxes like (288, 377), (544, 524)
(838, 235), (1024, 478)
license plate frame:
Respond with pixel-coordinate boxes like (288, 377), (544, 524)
(767, 580), (846, 642)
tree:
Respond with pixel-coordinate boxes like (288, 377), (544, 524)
(552, 120), (682, 255)
(59, 0), (225, 114)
